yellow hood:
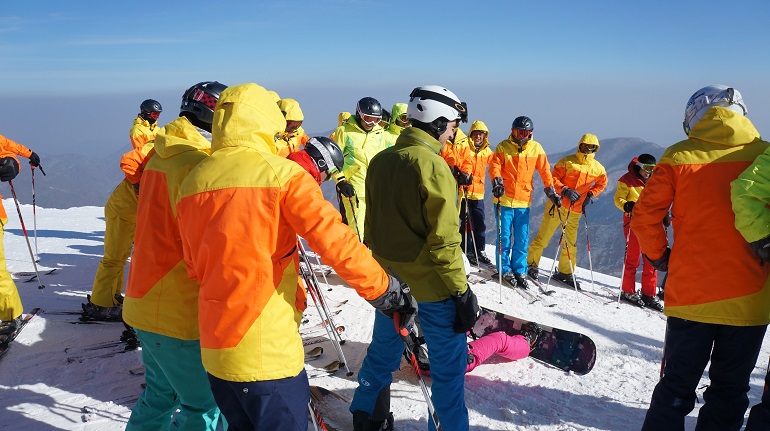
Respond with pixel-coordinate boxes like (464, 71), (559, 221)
(576, 133), (600, 163)
(212, 83), (287, 154)
(277, 98), (305, 122)
(154, 116), (211, 159)
(469, 120), (490, 151)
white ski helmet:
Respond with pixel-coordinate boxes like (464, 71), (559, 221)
(407, 85), (468, 136)
(683, 85), (747, 135)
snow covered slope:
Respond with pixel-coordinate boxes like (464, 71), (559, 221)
(1, 201), (768, 430)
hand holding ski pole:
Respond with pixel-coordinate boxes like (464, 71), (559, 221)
(370, 274), (417, 336)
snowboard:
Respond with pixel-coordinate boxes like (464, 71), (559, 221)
(470, 306), (597, 375)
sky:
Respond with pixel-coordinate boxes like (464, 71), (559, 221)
(2, 0), (770, 157)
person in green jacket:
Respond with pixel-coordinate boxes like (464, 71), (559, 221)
(350, 85), (479, 431)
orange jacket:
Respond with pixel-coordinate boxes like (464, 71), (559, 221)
(465, 121), (493, 200)
(631, 107), (770, 325)
(489, 136), (553, 208)
(129, 115), (160, 150)
(440, 127), (472, 175)
(551, 134), (607, 214)
(120, 143), (155, 184)
(123, 116), (212, 340)
(176, 83), (390, 382)
(0, 134), (33, 219)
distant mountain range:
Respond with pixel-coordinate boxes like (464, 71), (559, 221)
(6, 137), (665, 279)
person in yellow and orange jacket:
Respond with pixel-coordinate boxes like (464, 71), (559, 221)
(122, 81), (227, 431)
(633, 85), (770, 431)
(175, 83), (416, 431)
(330, 97), (387, 239)
(460, 120), (494, 267)
(489, 116), (555, 290)
(613, 153), (662, 311)
(0, 134), (41, 339)
(275, 98), (310, 157)
(130, 99), (163, 150)
(440, 125), (472, 186)
(526, 132), (607, 290)
(382, 103), (409, 148)
(83, 103), (164, 320)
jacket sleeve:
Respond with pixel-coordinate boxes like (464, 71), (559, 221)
(536, 150), (554, 188)
(589, 170), (608, 196)
(552, 160), (567, 191)
(120, 145), (153, 184)
(731, 151), (770, 242)
(458, 145), (473, 175)
(0, 134), (33, 159)
(614, 180), (631, 211)
(282, 170), (389, 301)
(630, 163), (674, 260)
(489, 147), (503, 179)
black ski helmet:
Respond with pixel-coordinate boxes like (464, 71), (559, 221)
(140, 99), (162, 123)
(305, 136), (343, 178)
(511, 116), (533, 131)
(356, 97), (383, 118)
(180, 81), (228, 133)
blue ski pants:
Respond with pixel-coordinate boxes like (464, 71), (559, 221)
(350, 301), (469, 431)
(641, 317), (767, 431)
(460, 198), (486, 258)
(209, 368), (309, 431)
(126, 330), (222, 431)
(496, 206), (529, 275)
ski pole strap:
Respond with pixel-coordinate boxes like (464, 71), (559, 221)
(37, 165), (46, 176)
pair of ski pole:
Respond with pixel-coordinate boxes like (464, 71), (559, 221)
(8, 165), (45, 289)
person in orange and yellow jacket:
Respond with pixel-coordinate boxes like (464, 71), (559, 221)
(83, 101), (166, 320)
(175, 83), (416, 431)
(130, 99), (163, 150)
(489, 116), (555, 290)
(330, 97), (386, 239)
(123, 81), (227, 431)
(460, 120), (494, 267)
(275, 98), (310, 157)
(0, 134), (41, 339)
(526, 132), (607, 289)
(613, 153), (662, 311)
(633, 85), (770, 431)
(440, 125), (472, 186)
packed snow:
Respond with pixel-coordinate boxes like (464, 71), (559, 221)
(1, 201), (768, 430)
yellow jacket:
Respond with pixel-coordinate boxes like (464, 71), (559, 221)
(276, 98), (309, 156)
(465, 121), (494, 200)
(129, 115), (160, 150)
(176, 84), (390, 382)
(330, 116), (386, 195)
(489, 136), (553, 208)
(551, 134), (607, 214)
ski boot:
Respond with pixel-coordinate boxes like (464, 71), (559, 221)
(81, 299), (123, 322)
(466, 253), (478, 266)
(513, 273), (529, 290)
(552, 271), (581, 290)
(527, 265), (539, 280)
(641, 294), (664, 312)
(353, 411), (394, 431)
(521, 322), (545, 349)
(620, 291), (645, 308)
(478, 252), (493, 267)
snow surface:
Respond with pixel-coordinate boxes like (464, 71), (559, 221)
(1, 200), (769, 431)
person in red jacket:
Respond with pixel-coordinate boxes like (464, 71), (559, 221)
(0, 134), (41, 340)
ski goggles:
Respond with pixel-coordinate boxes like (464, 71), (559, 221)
(285, 120), (303, 132)
(579, 143), (598, 153)
(513, 129), (532, 140)
(396, 114), (410, 126)
(359, 113), (381, 126)
(147, 111), (161, 120)
(636, 162), (656, 173)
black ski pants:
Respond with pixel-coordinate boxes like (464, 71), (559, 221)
(641, 316), (766, 431)
(745, 365), (770, 431)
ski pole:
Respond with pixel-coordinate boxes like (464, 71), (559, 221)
(545, 203), (562, 289)
(550, 204), (579, 297)
(8, 180), (45, 289)
(581, 211), (595, 291)
(31, 167), (39, 262)
(496, 202), (502, 304)
(308, 400), (332, 431)
(347, 196), (363, 243)
(393, 312), (443, 431)
(297, 239), (352, 376)
(462, 187), (480, 272)
(616, 218), (633, 306)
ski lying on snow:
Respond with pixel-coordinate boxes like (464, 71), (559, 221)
(302, 326), (346, 347)
(67, 345), (139, 363)
(305, 346), (324, 361)
(13, 268), (59, 282)
(0, 308), (42, 360)
(307, 360), (343, 378)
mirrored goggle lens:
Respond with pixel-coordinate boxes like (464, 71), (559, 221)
(148, 111), (161, 120)
(638, 163), (656, 173)
(286, 120), (302, 131)
(580, 144), (598, 153)
(514, 129), (531, 138)
(361, 114), (381, 125)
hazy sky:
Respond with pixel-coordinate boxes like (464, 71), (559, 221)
(2, 0), (770, 157)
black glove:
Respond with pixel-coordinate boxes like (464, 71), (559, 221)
(582, 192), (594, 210)
(646, 248), (670, 272)
(453, 167), (472, 186)
(623, 201), (635, 214)
(452, 285), (480, 334)
(28, 152), (41, 167)
(561, 187), (580, 203)
(0, 157), (20, 182)
(663, 211), (672, 227)
(750, 236), (770, 263)
(368, 275), (418, 334)
(492, 177), (505, 198)
(544, 185), (562, 208)
(336, 180), (355, 198)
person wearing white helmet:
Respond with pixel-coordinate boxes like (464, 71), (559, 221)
(349, 85), (476, 431)
(632, 85), (770, 430)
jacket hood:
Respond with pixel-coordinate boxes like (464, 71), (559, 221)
(277, 98), (304, 122)
(154, 116), (212, 159)
(212, 83), (287, 153)
(133, 115), (157, 129)
(337, 112), (351, 127)
(575, 133), (600, 163)
(688, 106), (761, 146)
(468, 120), (490, 151)
(389, 103), (408, 126)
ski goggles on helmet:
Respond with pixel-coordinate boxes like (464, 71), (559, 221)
(146, 111), (161, 120)
(285, 120), (303, 132)
(579, 143), (598, 153)
(636, 162), (656, 173)
(359, 113), (381, 126)
(513, 129), (532, 140)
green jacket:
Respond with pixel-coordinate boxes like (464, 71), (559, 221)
(364, 127), (467, 302)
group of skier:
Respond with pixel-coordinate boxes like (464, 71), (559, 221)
(2, 81), (770, 430)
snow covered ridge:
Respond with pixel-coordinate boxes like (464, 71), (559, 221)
(1, 203), (769, 430)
